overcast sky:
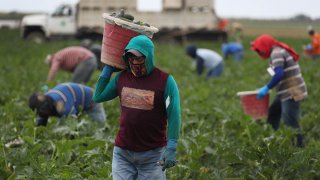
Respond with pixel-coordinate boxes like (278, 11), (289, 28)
(0, 0), (319, 19)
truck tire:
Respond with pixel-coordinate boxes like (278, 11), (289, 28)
(26, 32), (46, 44)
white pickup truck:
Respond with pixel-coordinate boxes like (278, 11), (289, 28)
(20, 0), (226, 43)
(20, 4), (79, 43)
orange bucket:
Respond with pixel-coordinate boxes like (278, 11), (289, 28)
(101, 13), (158, 69)
(237, 90), (269, 120)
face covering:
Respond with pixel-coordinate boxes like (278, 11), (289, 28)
(128, 56), (147, 77)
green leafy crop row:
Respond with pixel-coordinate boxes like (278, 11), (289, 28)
(0, 29), (319, 179)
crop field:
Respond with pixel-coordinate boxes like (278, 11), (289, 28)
(0, 29), (320, 179)
(228, 19), (320, 38)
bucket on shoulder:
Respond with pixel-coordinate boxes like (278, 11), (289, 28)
(101, 13), (158, 70)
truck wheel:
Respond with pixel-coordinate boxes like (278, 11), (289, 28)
(26, 32), (46, 44)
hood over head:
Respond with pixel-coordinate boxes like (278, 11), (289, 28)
(185, 45), (197, 58)
(123, 35), (155, 75)
(251, 34), (299, 61)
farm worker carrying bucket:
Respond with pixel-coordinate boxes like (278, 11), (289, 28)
(101, 9), (158, 69)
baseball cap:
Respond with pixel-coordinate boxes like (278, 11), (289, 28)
(126, 49), (144, 57)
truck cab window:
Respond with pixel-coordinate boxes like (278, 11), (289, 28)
(62, 7), (72, 16)
(52, 5), (72, 17)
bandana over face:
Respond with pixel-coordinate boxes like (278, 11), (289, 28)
(128, 55), (147, 77)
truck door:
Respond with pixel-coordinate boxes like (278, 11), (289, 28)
(48, 4), (76, 35)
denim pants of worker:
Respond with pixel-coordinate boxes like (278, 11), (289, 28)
(267, 96), (303, 147)
(233, 51), (244, 61)
(72, 57), (97, 83)
(206, 62), (224, 80)
(87, 103), (106, 123)
(112, 146), (166, 180)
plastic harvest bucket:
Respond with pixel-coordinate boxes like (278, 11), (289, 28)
(101, 13), (159, 70)
(237, 90), (270, 120)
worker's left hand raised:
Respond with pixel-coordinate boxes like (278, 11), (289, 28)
(100, 64), (115, 78)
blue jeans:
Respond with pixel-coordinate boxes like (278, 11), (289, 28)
(233, 51), (243, 61)
(267, 96), (303, 147)
(206, 62), (224, 80)
(87, 103), (106, 123)
(72, 57), (97, 83)
(112, 146), (166, 180)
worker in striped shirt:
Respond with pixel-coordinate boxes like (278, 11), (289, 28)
(28, 82), (106, 126)
(45, 46), (97, 83)
(251, 34), (308, 147)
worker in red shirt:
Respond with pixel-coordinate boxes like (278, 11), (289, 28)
(45, 46), (97, 83)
